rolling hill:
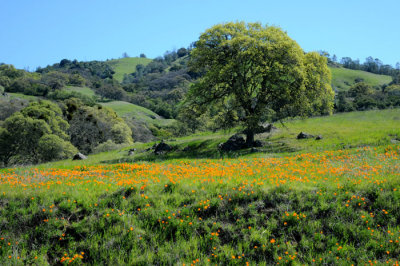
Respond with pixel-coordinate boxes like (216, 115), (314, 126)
(62, 85), (175, 142)
(329, 66), (392, 91)
(100, 100), (175, 127)
(105, 57), (393, 93)
(105, 57), (152, 82)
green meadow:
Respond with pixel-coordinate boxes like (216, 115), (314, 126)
(330, 67), (392, 91)
(0, 109), (399, 265)
(106, 57), (152, 82)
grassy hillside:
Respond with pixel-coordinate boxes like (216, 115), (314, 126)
(63, 86), (174, 127)
(1, 109), (399, 265)
(11, 108), (400, 168)
(330, 66), (392, 91)
(106, 57), (152, 82)
(64, 86), (96, 98)
(106, 108), (400, 163)
(8, 92), (39, 101)
(100, 101), (175, 127)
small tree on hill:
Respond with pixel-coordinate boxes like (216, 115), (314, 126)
(188, 22), (334, 146)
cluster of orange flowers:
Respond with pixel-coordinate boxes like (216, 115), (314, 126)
(0, 146), (398, 192)
(60, 252), (84, 264)
(0, 145), (399, 264)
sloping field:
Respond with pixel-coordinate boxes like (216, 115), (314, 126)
(330, 67), (392, 91)
(106, 57), (152, 82)
(100, 100), (175, 127)
(64, 86), (96, 97)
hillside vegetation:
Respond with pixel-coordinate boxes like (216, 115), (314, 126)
(105, 57), (152, 82)
(330, 66), (392, 91)
(64, 86), (96, 98)
(100, 101), (175, 127)
(0, 109), (399, 265)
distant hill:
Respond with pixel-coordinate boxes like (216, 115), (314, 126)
(329, 66), (392, 91)
(105, 57), (152, 82)
(64, 85), (174, 126)
(100, 100), (175, 127)
(62, 85), (176, 142)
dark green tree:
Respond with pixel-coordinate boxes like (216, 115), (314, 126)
(66, 101), (133, 154)
(348, 82), (373, 98)
(0, 100), (77, 166)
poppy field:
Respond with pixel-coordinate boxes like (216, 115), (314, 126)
(0, 143), (399, 265)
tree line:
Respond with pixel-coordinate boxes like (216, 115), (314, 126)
(320, 51), (400, 77)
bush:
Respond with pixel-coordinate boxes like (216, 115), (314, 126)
(47, 90), (96, 106)
(37, 134), (78, 162)
(0, 100), (75, 166)
(68, 74), (85, 86)
(0, 76), (10, 88)
(7, 78), (30, 93)
(67, 105), (133, 154)
(0, 97), (29, 121)
(92, 139), (129, 154)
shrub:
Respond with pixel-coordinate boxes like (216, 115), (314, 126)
(37, 134), (78, 161)
(92, 139), (129, 154)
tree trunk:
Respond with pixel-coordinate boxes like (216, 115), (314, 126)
(245, 130), (254, 147)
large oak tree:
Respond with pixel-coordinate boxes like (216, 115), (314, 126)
(188, 22), (334, 146)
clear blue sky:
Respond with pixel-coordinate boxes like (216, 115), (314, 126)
(1, 0), (399, 70)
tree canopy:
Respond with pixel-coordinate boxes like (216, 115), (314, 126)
(0, 100), (77, 166)
(65, 100), (133, 154)
(188, 22), (334, 145)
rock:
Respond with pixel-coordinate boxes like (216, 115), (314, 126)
(218, 134), (246, 151)
(73, 153), (87, 160)
(297, 132), (314, 139)
(253, 140), (263, 147)
(263, 123), (277, 133)
(154, 141), (172, 155)
(128, 148), (136, 156)
(315, 135), (323, 140)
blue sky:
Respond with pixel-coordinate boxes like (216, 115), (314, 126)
(1, 0), (399, 70)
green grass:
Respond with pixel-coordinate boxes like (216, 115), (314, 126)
(64, 86), (96, 98)
(329, 66), (392, 91)
(102, 108), (400, 163)
(1, 109), (399, 265)
(270, 108), (400, 152)
(100, 100), (175, 127)
(105, 57), (152, 82)
(8, 93), (39, 101)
